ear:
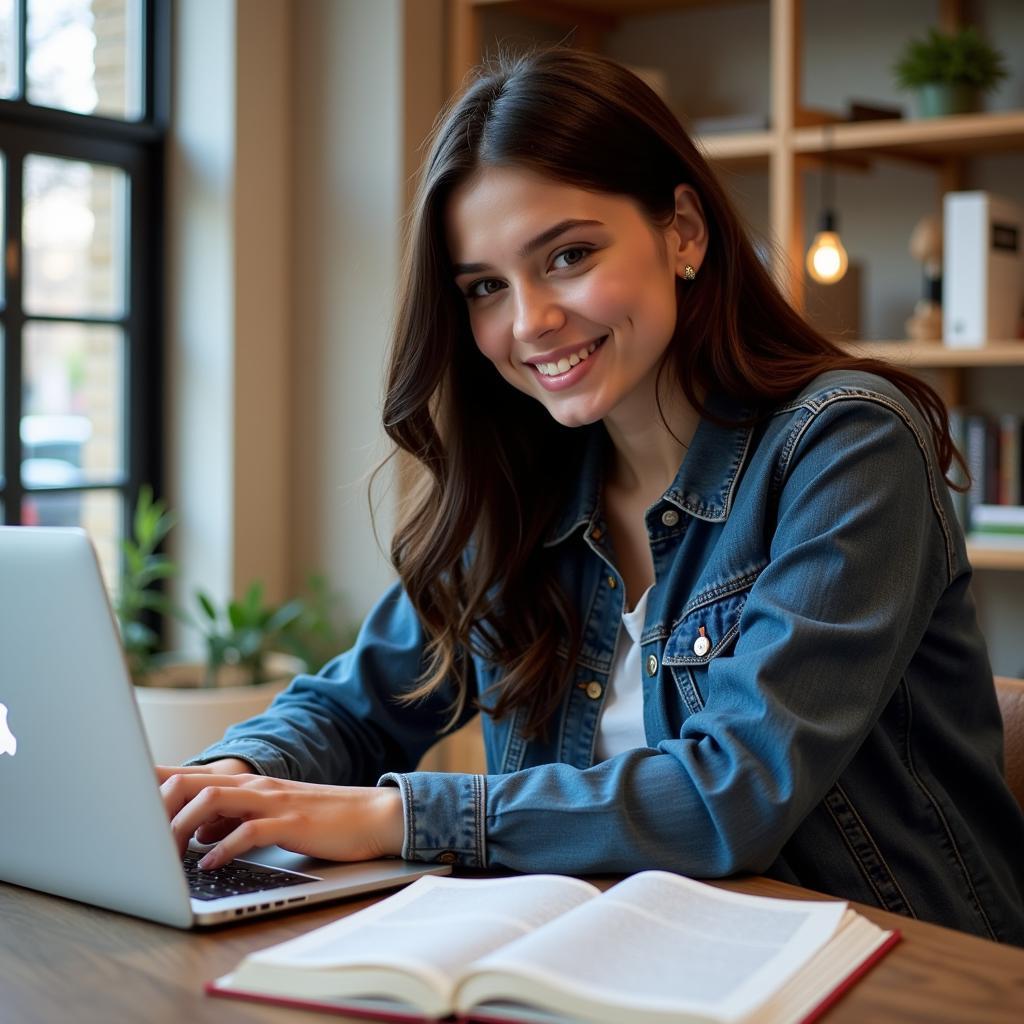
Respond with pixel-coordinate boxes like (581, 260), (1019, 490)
(665, 184), (708, 279)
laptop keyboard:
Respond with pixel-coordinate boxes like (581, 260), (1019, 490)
(182, 849), (316, 901)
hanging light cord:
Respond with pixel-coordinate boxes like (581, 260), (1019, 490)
(821, 124), (835, 226)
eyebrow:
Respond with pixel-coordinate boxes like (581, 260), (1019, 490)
(452, 219), (604, 276)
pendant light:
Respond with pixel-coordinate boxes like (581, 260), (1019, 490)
(806, 125), (849, 285)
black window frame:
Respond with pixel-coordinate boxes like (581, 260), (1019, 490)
(0, 0), (168, 551)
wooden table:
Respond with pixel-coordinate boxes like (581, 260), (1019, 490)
(3, 873), (1024, 1023)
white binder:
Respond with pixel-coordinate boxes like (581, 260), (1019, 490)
(943, 191), (1023, 348)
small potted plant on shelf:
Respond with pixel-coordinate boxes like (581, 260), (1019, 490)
(117, 487), (356, 765)
(893, 26), (1008, 118)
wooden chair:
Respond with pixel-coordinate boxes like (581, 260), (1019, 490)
(995, 676), (1024, 812)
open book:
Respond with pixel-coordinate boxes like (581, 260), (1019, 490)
(207, 871), (899, 1024)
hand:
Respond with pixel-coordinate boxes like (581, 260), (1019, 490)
(159, 770), (406, 871)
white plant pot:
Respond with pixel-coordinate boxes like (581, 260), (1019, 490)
(133, 652), (304, 767)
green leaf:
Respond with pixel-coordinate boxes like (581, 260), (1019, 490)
(266, 599), (305, 635)
(893, 25), (1007, 91)
(135, 560), (177, 588)
(135, 589), (166, 611)
(133, 484), (154, 540)
(196, 590), (218, 622)
(237, 629), (263, 659)
(244, 582), (265, 619)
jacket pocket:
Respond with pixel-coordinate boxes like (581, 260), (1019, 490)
(662, 570), (760, 716)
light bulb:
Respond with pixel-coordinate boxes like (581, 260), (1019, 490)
(805, 212), (849, 285)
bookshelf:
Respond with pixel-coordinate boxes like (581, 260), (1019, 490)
(448, 0), (1023, 555)
(434, 0), (1024, 719)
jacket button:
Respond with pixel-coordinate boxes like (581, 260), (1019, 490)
(585, 681), (603, 700)
(661, 509), (680, 527)
(693, 635), (711, 657)
(646, 654), (658, 676)
(607, 575), (617, 589)
(436, 851), (457, 865)
(591, 527), (603, 541)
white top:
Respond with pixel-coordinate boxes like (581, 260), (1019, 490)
(595, 585), (652, 761)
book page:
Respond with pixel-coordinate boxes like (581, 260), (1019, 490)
(461, 871), (847, 1023)
(243, 874), (599, 998)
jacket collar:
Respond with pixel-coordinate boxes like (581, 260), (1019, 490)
(543, 390), (756, 548)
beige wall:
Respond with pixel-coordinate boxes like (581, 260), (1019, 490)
(166, 0), (236, 651)
(290, 0), (398, 624)
(167, 0), (446, 646)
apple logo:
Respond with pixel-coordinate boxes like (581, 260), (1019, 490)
(0, 703), (16, 757)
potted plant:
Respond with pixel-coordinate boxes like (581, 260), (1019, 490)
(118, 487), (354, 765)
(894, 26), (1008, 117)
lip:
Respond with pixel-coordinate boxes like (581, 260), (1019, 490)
(528, 336), (606, 392)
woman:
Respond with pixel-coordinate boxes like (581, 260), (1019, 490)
(160, 48), (1024, 943)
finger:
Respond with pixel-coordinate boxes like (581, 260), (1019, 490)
(170, 785), (270, 856)
(155, 764), (212, 784)
(195, 818), (240, 845)
(197, 819), (273, 871)
(160, 771), (248, 824)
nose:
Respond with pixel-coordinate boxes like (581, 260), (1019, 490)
(512, 280), (566, 343)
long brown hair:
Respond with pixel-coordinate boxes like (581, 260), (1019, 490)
(379, 47), (965, 736)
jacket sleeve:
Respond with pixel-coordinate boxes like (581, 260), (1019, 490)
(379, 396), (958, 873)
(186, 580), (476, 784)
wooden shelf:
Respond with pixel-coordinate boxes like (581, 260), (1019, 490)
(472, 0), (759, 13)
(452, 5), (1024, 591)
(793, 110), (1024, 162)
(697, 130), (775, 167)
(967, 542), (1024, 572)
(842, 341), (1024, 368)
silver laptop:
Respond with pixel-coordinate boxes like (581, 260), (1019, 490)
(0, 526), (449, 928)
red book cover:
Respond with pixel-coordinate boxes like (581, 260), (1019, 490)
(205, 928), (902, 1024)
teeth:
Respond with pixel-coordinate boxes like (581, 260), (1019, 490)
(535, 338), (603, 377)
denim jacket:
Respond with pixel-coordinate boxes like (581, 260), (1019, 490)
(190, 370), (1024, 943)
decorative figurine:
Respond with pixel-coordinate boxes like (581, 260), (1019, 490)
(905, 213), (943, 341)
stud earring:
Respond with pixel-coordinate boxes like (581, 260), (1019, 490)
(683, 264), (697, 281)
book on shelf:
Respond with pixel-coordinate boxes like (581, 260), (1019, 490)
(954, 410), (1023, 529)
(1000, 414), (1023, 507)
(964, 532), (1024, 550)
(846, 101), (903, 122)
(971, 504), (1024, 539)
(206, 871), (899, 1024)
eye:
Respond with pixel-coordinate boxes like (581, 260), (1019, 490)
(551, 246), (592, 270)
(465, 278), (505, 300)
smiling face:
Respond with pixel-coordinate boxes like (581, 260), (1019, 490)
(446, 165), (705, 431)
(448, 165), (704, 430)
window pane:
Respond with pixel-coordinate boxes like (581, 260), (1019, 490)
(26, 0), (143, 120)
(23, 154), (128, 317)
(0, 0), (16, 100)
(22, 488), (122, 591)
(22, 320), (125, 484)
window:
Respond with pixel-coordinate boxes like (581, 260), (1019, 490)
(0, 0), (167, 591)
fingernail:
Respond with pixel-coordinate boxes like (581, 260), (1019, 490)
(198, 853), (216, 870)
